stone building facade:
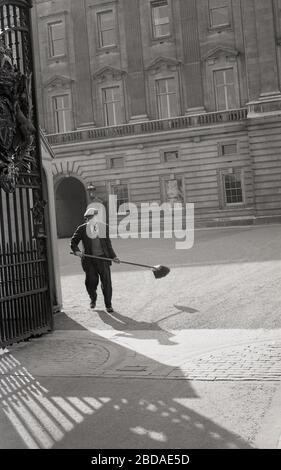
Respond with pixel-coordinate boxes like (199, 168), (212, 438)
(32, 0), (281, 235)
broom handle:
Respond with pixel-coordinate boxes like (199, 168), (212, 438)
(70, 252), (155, 270)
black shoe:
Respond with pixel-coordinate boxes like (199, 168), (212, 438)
(106, 306), (114, 313)
(90, 301), (96, 309)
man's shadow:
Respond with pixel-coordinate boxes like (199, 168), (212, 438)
(95, 310), (177, 345)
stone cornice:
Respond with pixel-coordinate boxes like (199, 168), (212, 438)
(44, 75), (74, 90)
(202, 46), (240, 62)
(145, 56), (182, 73)
(93, 66), (127, 83)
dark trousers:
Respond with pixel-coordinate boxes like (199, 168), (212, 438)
(82, 258), (112, 307)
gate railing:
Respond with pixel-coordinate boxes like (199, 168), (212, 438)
(0, 241), (52, 347)
(0, 0), (54, 347)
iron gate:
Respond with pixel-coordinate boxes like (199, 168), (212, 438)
(0, 0), (53, 347)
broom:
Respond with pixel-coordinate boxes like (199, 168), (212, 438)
(70, 252), (170, 279)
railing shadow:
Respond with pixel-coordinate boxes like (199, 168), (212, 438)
(0, 313), (255, 449)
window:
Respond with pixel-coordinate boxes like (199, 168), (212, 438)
(222, 143), (237, 155)
(151, 0), (170, 39)
(214, 68), (238, 110)
(52, 95), (72, 133)
(48, 21), (65, 57)
(97, 10), (116, 48)
(156, 78), (178, 118)
(111, 183), (129, 213)
(102, 87), (123, 126)
(163, 150), (179, 162)
(109, 157), (124, 169)
(209, 0), (231, 29)
(219, 142), (238, 156)
(223, 171), (243, 204)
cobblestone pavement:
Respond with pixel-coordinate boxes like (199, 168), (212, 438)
(14, 324), (281, 383)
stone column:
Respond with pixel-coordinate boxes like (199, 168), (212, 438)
(179, 0), (204, 113)
(254, 0), (280, 99)
(123, 0), (147, 121)
(71, 0), (94, 127)
(241, 0), (260, 103)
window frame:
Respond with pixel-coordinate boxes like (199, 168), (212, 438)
(218, 168), (245, 208)
(151, 0), (171, 40)
(208, 0), (232, 31)
(110, 181), (130, 215)
(106, 155), (125, 170)
(97, 8), (117, 49)
(52, 93), (72, 133)
(48, 20), (65, 58)
(155, 76), (179, 119)
(218, 140), (238, 157)
(102, 85), (123, 126)
(160, 147), (181, 163)
(213, 66), (238, 111)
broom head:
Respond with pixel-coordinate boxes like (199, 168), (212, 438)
(152, 265), (170, 279)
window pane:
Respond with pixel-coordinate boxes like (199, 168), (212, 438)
(166, 77), (176, 93)
(152, 1), (170, 38)
(64, 111), (72, 132)
(157, 79), (167, 94)
(168, 93), (178, 116)
(105, 102), (115, 126)
(53, 95), (71, 133)
(51, 22), (64, 40)
(226, 84), (237, 109)
(225, 68), (234, 83)
(158, 94), (169, 118)
(210, 6), (229, 27)
(114, 101), (122, 124)
(98, 10), (116, 47)
(100, 11), (114, 29)
(216, 86), (227, 110)
(164, 151), (178, 162)
(49, 22), (65, 56)
(156, 78), (178, 118)
(103, 87), (122, 125)
(111, 157), (124, 168)
(101, 29), (116, 47)
(224, 174), (243, 204)
(214, 70), (225, 86)
(112, 184), (129, 211)
(222, 144), (237, 155)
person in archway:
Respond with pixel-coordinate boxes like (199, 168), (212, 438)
(70, 207), (120, 312)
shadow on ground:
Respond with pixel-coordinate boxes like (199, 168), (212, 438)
(0, 313), (254, 449)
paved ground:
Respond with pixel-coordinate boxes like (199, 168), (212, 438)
(1, 225), (281, 449)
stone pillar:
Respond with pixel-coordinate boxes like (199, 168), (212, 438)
(254, 0), (281, 99)
(123, 0), (147, 121)
(179, 0), (204, 113)
(71, 0), (94, 127)
(241, 0), (260, 103)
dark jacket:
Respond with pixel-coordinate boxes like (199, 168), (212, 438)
(70, 223), (117, 263)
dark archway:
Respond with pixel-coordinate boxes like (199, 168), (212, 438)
(55, 177), (87, 238)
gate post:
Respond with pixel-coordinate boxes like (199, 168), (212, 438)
(0, 0), (54, 347)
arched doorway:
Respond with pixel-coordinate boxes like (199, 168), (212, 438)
(55, 177), (87, 238)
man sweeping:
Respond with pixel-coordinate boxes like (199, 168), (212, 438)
(70, 207), (120, 312)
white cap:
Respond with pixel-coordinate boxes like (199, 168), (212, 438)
(84, 207), (98, 218)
